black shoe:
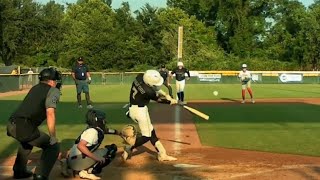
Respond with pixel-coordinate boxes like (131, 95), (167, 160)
(33, 174), (48, 180)
(13, 170), (33, 179)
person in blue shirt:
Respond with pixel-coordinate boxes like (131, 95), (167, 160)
(72, 57), (93, 109)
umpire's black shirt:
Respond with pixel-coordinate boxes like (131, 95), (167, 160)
(159, 68), (169, 82)
(11, 83), (60, 127)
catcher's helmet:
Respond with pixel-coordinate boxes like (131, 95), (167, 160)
(86, 109), (107, 132)
(143, 70), (163, 91)
(38, 67), (62, 89)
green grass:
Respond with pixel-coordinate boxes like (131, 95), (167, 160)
(195, 103), (320, 156)
(1, 84), (320, 158)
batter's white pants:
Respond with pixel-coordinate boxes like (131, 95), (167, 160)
(176, 79), (185, 93)
(129, 105), (153, 137)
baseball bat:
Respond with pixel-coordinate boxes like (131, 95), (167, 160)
(183, 105), (209, 120)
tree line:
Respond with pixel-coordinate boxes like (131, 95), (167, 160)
(0, 0), (319, 71)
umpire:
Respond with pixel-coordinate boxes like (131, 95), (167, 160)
(159, 64), (173, 98)
(6, 67), (62, 180)
(71, 57), (93, 109)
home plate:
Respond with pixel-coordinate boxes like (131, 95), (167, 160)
(174, 164), (202, 168)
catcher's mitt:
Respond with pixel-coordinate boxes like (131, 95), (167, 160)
(121, 124), (138, 146)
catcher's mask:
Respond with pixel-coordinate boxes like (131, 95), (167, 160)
(86, 109), (107, 132)
(38, 67), (62, 90)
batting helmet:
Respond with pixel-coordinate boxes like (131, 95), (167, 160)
(38, 67), (62, 89)
(86, 109), (107, 132)
(143, 70), (163, 91)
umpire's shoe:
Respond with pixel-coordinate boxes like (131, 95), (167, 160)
(122, 145), (132, 161)
(13, 170), (33, 179)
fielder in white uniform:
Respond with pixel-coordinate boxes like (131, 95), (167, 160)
(123, 70), (178, 161)
(170, 61), (190, 104)
(238, 64), (255, 103)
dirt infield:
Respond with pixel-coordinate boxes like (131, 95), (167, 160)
(1, 98), (320, 180)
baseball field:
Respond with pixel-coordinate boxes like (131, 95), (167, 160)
(1, 84), (320, 180)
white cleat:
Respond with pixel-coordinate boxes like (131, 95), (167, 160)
(251, 99), (255, 104)
(87, 105), (93, 109)
(158, 154), (177, 161)
(241, 100), (245, 104)
(78, 105), (83, 108)
(79, 170), (101, 180)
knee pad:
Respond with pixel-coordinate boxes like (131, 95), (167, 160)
(104, 144), (117, 159)
(150, 130), (159, 146)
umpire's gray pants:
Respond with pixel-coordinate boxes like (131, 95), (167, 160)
(67, 148), (108, 171)
(6, 122), (60, 177)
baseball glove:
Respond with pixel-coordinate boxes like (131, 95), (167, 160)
(121, 124), (138, 146)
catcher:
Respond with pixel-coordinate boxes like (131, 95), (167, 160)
(238, 64), (255, 104)
(122, 69), (178, 162)
(60, 109), (120, 180)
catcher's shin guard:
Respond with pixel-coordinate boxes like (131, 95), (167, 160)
(155, 141), (177, 161)
(89, 144), (117, 174)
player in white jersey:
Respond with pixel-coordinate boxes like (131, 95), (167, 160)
(238, 64), (255, 104)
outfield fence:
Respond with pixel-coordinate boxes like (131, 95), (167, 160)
(1, 71), (319, 93)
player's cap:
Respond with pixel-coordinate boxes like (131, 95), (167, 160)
(242, 64), (247, 68)
(77, 57), (84, 61)
(177, 61), (184, 67)
(161, 64), (165, 68)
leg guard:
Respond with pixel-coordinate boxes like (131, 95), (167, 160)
(89, 144), (117, 174)
(154, 141), (177, 161)
(150, 130), (159, 146)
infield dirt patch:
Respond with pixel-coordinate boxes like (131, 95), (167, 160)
(1, 98), (320, 180)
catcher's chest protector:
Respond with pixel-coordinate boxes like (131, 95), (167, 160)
(75, 127), (104, 157)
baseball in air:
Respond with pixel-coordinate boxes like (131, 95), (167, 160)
(213, 91), (218, 96)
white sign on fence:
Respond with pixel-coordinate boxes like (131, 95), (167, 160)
(278, 73), (303, 83)
(251, 74), (262, 81)
(198, 74), (222, 82)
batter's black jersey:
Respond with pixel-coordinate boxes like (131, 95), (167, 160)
(171, 67), (190, 81)
(159, 68), (169, 82)
(129, 74), (158, 106)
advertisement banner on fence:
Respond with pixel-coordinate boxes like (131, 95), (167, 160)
(251, 73), (262, 82)
(198, 74), (222, 82)
(278, 73), (303, 83)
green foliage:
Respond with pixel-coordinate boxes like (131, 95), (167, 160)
(0, 0), (319, 70)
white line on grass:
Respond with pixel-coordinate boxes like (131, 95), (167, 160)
(174, 105), (181, 154)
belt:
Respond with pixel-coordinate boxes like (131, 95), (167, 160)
(129, 104), (145, 107)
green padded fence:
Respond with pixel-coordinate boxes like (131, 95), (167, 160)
(0, 72), (319, 93)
